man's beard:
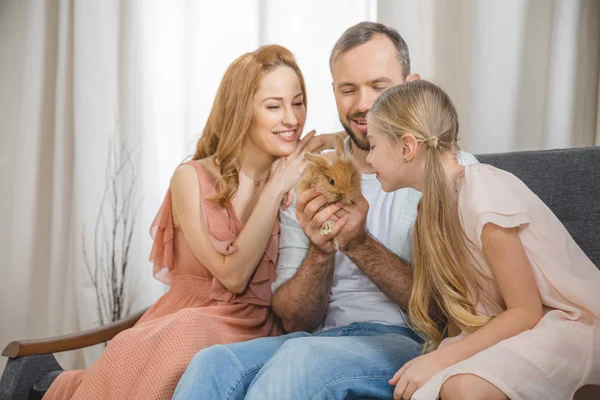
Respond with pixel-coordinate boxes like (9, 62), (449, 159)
(340, 112), (370, 151)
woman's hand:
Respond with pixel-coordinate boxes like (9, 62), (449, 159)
(281, 189), (294, 211)
(280, 130), (342, 210)
(268, 130), (324, 201)
(320, 131), (348, 149)
(390, 350), (449, 400)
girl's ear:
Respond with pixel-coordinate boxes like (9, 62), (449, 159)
(399, 133), (420, 162)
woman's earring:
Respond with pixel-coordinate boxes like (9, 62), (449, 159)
(404, 158), (410, 163)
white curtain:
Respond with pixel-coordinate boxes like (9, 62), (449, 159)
(0, 0), (598, 373)
(0, 0), (374, 371)
(379, 0), (600, 153)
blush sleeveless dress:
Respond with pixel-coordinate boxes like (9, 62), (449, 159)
(44, 161), (281, 399)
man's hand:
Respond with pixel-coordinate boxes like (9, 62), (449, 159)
(296, 188), (349, 254)
(335, 194), (369, 253)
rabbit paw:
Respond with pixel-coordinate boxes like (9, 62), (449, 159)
(320, 220), (335, 236)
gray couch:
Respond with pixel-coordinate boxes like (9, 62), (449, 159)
(2, 146), (599, 400)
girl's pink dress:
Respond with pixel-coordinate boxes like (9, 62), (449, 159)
(414, 164), (600, 400)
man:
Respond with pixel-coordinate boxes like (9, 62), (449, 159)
(174, 21), (477, 399)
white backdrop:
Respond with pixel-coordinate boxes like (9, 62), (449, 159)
(0, 0), (598, 371)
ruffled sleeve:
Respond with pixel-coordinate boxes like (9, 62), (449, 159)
(192, 160), (280, 304)
(459, 164), (531, 249)
(208, 221), (280, 305)
(205, 225), (239, 256)
(204, 223), (242, 303)
(149, 189), (175, 284)
(149, 160), (282, 305)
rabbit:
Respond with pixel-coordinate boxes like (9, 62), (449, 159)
(296, 134), (362, 237)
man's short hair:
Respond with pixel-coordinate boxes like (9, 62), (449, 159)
(330, 21), (410, 78)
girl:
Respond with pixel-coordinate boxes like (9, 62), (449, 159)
(44, 44), (325, 399)
(366, 80), (600, 400)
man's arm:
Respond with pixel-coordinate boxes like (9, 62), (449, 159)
(272, 246), (336, 333)
(335, 195), (413, 310)
(272, 189), (348, 333)
(344, 234), (413, 310)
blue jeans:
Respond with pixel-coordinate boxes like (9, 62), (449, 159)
(173, 323), (422, 400)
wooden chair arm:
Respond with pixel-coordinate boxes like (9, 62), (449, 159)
(2, 308), (148, 358)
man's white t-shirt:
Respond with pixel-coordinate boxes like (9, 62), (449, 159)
(273, 143), (478, 331)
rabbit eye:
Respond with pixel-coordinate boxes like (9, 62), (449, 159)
(329, 178), (335, 185)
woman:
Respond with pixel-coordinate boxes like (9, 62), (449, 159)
(365, 80), (600, 399)
(44, 44), (325, 399)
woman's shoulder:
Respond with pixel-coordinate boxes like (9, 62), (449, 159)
(192, 157), (219, 175)
(173, 157), (220, 184)
(170, 158), (222, 203)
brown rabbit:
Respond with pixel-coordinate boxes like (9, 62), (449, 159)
(296, 134), (361, 236)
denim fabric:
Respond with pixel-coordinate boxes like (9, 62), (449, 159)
(173, 323), (422, 400)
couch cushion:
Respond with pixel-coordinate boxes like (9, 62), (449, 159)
(476, 147), (600, 269)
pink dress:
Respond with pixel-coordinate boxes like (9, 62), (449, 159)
(413, 164), (600, 400)
(44, 161), (281, 399)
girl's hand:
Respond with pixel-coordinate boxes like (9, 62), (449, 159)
(390, 351), (449, 400)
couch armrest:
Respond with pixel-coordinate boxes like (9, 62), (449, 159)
(2, 308), (148, 358)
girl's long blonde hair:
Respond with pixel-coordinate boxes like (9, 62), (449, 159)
(369, 80), (491, 352)
(194, 45), (307, 206)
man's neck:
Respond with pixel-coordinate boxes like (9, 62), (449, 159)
(350, 141), (375, 174)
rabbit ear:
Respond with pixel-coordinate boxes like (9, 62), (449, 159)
(333, 134), (345, 157)
(304, 152), (330, 169)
